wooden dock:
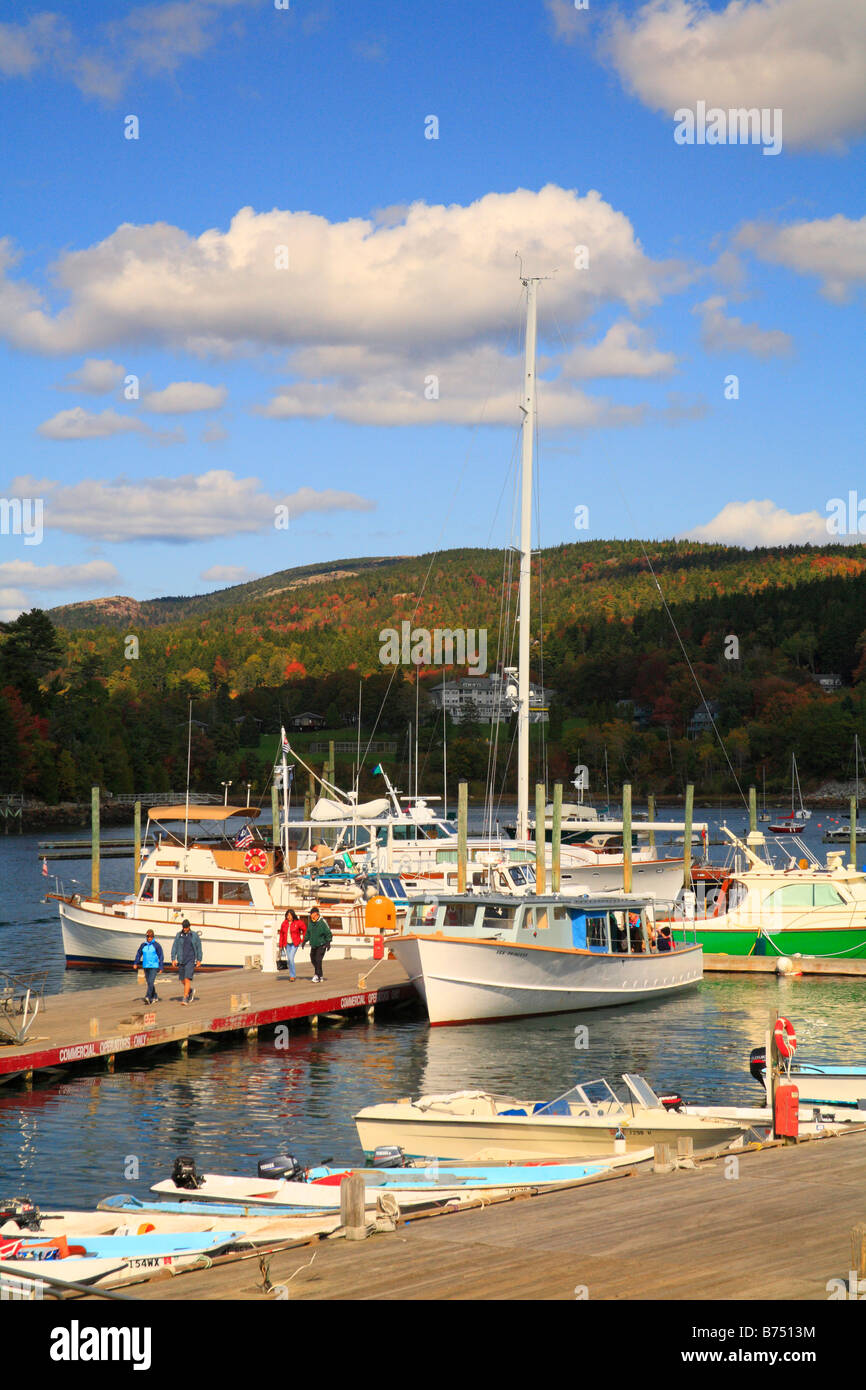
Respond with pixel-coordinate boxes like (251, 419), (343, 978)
(704, 952), (866, 976)
(118, 1127), (866, 1302)
(0, 958), (415, 1086)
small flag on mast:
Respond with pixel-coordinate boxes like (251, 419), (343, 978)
(281, 727), (290, 756)
(233, 824), (254, 849)
(42, 858), (48, 877)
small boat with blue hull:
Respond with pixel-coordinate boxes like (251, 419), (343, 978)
(749, 1047), (866, 1108)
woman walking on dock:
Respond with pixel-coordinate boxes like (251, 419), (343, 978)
(171, 920), (202, 1004)
(134, 929), (164, 1004)
(307, 907), (332, 984)
(278, 909), (306, 981)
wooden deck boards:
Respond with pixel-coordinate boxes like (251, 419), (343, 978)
(120, 1129), (866, 1301)
(0, 957), (414, 1084)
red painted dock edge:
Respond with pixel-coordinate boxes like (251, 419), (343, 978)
(0, 964), (416, 1083)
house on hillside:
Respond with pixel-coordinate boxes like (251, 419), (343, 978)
(287, 712), (327, 732)
(688, 701), (721, 738)
(616, 700), (652, 731)
(810, 673), (843, 692)
(430, 673), (551, 724)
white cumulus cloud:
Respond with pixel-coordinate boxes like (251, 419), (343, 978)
(200, 565), (259, 584)
(60, 358), (126, 394)
(693, 296), (792, 356)
(681, 499), (838, 546)
(737, 214), (866, 303)
(141, 381), (227, 414)
(597, 0), (866, 151)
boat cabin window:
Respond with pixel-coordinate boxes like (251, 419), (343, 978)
(585, 914), (610, 950)
(435, 849), (459, 864)
(508, 865), (532, 887)
(218, 881), (253, 905)
(763, 884), (820, 909)
(812, 883), (847, 907)
(157, 880), (174, 904)
(139, 877), (154, 900)
(442, 903), (483, 929)
(481, 904), (515, 931)
(177, 880), (215, 905)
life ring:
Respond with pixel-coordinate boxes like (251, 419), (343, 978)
(244, 847), (269, 874)
(774, 1016), (797, 1058)
(712, 878), (731, 918)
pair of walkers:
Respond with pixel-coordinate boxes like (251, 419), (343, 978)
(133, 919), (202, 1004)
(278, 906), (331, 982)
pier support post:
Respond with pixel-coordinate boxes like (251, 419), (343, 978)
(683, 783), (694, 890)
(91, 786), (100, 898)
(851, 1224), (866, 1293)
(457, 781), (468, 893)
(653, 1142), (675, 1174)
(535, 783), (546, 894)
(341, 1173), (368, 1240)
(749, 785), (757, 836)
(647, 792), (656, 857)
(551, 781), (562, 893)
(271, 781), (280, 849)
(622, 783), (632, 894)
(133, 800), (141, 895)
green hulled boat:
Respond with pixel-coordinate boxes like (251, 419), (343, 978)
(669, 829), (866, 959)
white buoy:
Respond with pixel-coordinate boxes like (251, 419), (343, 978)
(775, 956), (794, 975)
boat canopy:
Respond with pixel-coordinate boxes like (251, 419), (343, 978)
(310, 796), (390, 823)
(147, 805), (262, 822)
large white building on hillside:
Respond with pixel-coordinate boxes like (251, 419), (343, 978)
(429, 673), (551, 724)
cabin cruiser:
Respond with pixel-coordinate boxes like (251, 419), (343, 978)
(389, 889), (702, 1025)
(667, 828), (866, 958)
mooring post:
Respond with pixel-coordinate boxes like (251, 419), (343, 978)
(552, 781), (562, 893)
(457, 781), (468, 893)
(749, 785), (757, 836)
(683, 783), (694, 891)
(622, 783), (632, 894)
(340, 1172), (367, 1240)
(535, 782), (546, 894)
(133, 799), (141, 895)
(91, 785), (100, 899)
(647, 792), (656, 857)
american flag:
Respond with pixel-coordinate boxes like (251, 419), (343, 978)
(233, 824), (255, 849)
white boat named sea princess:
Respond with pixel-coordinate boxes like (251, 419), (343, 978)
(389, 891), (702, 1025)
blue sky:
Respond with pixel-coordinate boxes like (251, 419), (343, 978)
(0, 0), (864, 618)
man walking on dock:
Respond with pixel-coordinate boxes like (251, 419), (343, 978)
(134, 929), (164, 1004)
(171, 919), (202, 1004)
(307, 907), (332, 983)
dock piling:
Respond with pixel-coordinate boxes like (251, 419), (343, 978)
(457, 781), (468, 893)
(340, 1173), (368, 1240)
(749, 785), (757, 836)
(552, 781), (562, 893)
(535, 783), (546, 894)
(133, 800), (141, 895)
(683, 783), (694, 889)
(91, 785), (100, 898)
(622, 783), (632, 894)
(647, 792), (656, 856)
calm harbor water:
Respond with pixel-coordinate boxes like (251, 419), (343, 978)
(1, 805), (864, 1212)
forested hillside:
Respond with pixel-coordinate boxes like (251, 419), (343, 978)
(3, 540), (866, 805)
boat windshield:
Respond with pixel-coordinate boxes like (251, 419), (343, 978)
(533, 1080), (626, 1118)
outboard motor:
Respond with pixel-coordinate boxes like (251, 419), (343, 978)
(257, 1153), (305, 1182)
(171, 1155), (204, 1190)
(372, 1146), (405, 1169)
(657, 1094), (684, 1112)
(0, 1197), (42, 1231)
(749, 1046), (766, 1085)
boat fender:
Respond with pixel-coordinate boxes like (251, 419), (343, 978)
(773, 1016), (797, 1058)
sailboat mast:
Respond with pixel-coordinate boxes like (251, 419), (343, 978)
(516, 275), (538, 843)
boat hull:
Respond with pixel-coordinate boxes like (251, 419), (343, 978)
(390, 934), (702, 1025)
(671, 921), (866, 958)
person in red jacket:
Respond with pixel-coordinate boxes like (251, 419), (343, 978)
(278, 909), (306, 981)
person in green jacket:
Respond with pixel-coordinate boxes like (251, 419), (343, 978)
(307, 906), (332, 983)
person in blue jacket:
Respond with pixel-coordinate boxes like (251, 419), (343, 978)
(133, 929), (164, 1004)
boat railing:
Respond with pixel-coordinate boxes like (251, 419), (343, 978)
(0, 968), (47, 1045)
